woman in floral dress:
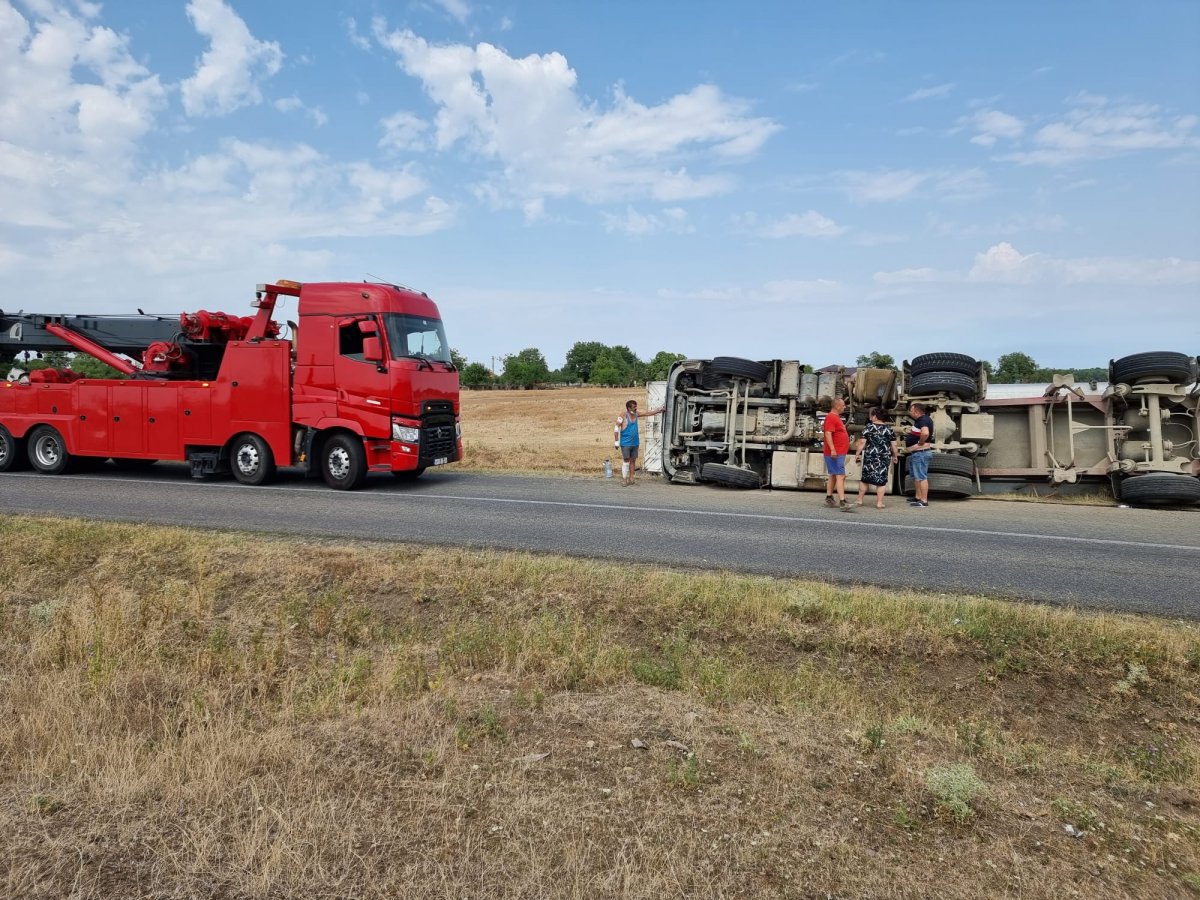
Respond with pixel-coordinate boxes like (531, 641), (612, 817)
(855, 407), (899, 508)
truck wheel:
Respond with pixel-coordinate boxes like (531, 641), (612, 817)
(393, 467), (426, 481)
(910, 353), (979, 377)
(1110, 352), (1196, 386)
(904, 472), (975, 498)
(701, 461), (763, 489)
(928, 453), (975, 478)
(28, 426), (70, 475)
(909, 370), (977, 400)
(321, 433), (368, 490)
(1118, 473), (1200, 506)
(709, 357), (770, 383)
(230, 433), (275, 486)
(0, 425), (28, 472)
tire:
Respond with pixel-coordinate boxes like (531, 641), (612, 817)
(911, 353), (978, 377)
(393, 467), (426, 481)
(320, 433), (368, 490)
(1118, 473), (1200, 506)
(701, 461), (762, 489)
(1111, 352), (1196, 386)
(909, 370), (977, 400)
(928, 453), (975, 478)
(27, 426), (70, 475)
(229, 433), (275, 486)
(709, 356), (770, 383)
(0, 425), (27, 472)
(112, 458), (158, 470)
(904, 472), (975, 498)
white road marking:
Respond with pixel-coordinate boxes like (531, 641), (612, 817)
(5, 471), (1199, 553)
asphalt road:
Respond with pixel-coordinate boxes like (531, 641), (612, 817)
(2, 464), (1198, 618)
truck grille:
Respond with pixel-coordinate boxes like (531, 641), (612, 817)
(420, 424), (456, 462)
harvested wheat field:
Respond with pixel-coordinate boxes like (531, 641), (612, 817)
(460, 387), (638, 475)
(2, 516), (1199, 899)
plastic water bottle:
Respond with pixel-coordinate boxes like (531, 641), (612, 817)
(603, 458), (613, 479)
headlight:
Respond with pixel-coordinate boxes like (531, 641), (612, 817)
(392, 423), (420, 443)
(455, 422), (462, 439)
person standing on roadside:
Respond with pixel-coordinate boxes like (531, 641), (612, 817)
(614, 399), (664, 486)
(823, 397), (851, 510)
(854, 407), (900, 508)
(904, 401), (935, 508)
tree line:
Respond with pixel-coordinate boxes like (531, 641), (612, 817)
(855, 351), (1108, 384)
(457, 342), (686, 389)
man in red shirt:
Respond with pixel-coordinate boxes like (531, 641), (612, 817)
(823, 397), (852, 510)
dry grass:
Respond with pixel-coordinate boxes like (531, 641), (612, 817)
(460, 387), (635, 475)
(2, 515), (1199, 898)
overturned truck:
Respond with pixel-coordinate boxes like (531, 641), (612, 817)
(648, 351), (1200, 506)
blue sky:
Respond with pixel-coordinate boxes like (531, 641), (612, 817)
(1, 0), (1197, 372)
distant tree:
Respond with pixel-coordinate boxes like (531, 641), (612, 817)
(450, 347), (467, 370)
(68, 354), (126, 379)
(562, 341), (609, 382)
(502, 348), (550, 387)
(995, 352), (1039, 383)
(855, 351), (896, 369)
(979, 360), (994, 377)
(645, 351), (686, 381)
(459, 361), (492, 387)
(607, 345), (646, 382)
(589, 349), (636, 386)
(24, 350), (71, 371)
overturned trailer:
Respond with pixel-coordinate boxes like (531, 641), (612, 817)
(647, 351), (1200, 506)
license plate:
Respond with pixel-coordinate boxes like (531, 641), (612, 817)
(433, 457), (448, 466)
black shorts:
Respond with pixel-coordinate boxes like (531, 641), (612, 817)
(620, 445), (639, 460)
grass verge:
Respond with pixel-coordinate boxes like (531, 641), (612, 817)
(2, 515), (1198, 898)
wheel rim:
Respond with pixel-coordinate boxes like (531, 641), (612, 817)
(0, 439), (8, 468)
(235, 443), (260, 476)
(327, 446), (350, 480)
(34, 435), (60, 468)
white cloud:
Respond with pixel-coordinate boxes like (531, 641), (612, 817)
(873, 242), (1200, 287)
(274, 95), (328, 127)
(603, 206), (693, 236)
(904, 82), (954, 102)
(344, 17), (372, 51)
(657, 279), (842, 305)
(432, 0), (472, 24)
(968, 109), (1024, 147)
(379, 110), (430, 152)
(839, 168), (990, 203)
(758, 211), (847, 238)
(0, 3), (165, 164)
(180, 0), (283, 117)
(998, 93), (1200, 165)
(371, 24), (780, 209)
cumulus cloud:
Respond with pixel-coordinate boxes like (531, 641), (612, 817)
(432, 0), (472, 24)
(0, 2), (165, 164)
(180, 0), (283, 117)
(0, 3), (452, 294)
(371, 24), (780, 208)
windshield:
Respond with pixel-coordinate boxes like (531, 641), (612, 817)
(382, 313), (451, 364)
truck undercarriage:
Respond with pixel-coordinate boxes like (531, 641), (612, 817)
(653, 351), (1200, 506)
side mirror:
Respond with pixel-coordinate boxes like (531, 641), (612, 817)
(363, 336), (383, 363)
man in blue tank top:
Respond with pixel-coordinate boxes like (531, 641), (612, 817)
(615, 399), (664, 485)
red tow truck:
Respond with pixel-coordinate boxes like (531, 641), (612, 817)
(0, 280), (461, 489)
